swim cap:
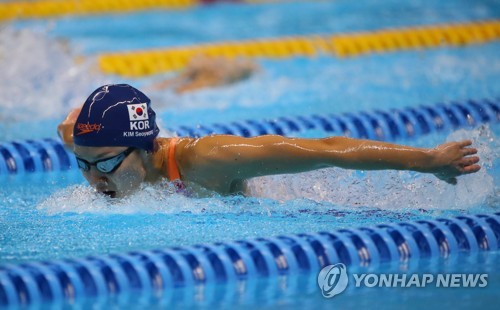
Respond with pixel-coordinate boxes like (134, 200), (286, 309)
(73, 84), (160, 151)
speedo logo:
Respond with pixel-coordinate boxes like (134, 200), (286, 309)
(76, 123), (102, 135)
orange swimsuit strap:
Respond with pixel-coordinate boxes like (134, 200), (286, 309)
(167, 138), (181, 181)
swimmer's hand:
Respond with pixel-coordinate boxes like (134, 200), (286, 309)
(429, 140), (480, 185)
(57, 107), (81, 149)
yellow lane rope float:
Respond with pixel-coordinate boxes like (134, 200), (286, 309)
(0, 0), (196, 20)
(97, 20), (500, 77)
(0, 0), (287, 20)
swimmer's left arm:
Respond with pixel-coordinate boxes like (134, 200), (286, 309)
(57, 107), (82, 150)
(177, 135), (480, 193)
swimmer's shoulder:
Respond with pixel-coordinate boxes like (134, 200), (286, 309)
(155, 137), (194, 151)
(153, 137), (196, 165)
(155, 134), (245, 169)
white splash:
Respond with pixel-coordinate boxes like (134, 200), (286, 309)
(37, 126), (498, 214)
(36, 179), (253, 215)
(0, 26), (107, 122)
(37, 181), (185, 215)
(247, 125), (498, 210)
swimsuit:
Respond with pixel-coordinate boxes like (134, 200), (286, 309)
(167, 138), (181, 181)
(167, 138), (186, 192)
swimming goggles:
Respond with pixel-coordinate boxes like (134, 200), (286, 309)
(75, 148), (135, 173)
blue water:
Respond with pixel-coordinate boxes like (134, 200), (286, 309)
(154, 44), (500, 129)
(12, 0), (500, 54)
(1, 123), (498, 265)
(0, 0), (499, 308)
(1, 43), (499, 140)
(64, 252), (500, 309)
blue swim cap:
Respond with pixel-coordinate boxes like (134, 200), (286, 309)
(73, 84), (160, 151)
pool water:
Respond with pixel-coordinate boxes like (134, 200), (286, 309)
(0, 0), (499, 308)
(14, 0), (500, 54)
(68, 251), (500, 309)
(0, 123), (497, 265)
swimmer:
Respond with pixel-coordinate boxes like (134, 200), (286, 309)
(148, 55), (258, 94)
(58, 84), (481, 198)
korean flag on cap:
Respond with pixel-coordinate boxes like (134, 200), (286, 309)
(127, 103), (149, 121)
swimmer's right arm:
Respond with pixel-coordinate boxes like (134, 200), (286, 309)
(57, 107), (81, 150)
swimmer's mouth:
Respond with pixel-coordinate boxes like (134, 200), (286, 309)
(101, 191), (117, 198)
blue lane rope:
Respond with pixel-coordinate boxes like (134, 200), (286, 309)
(0, 98), (498, 175)
(1, 212), (499, 307)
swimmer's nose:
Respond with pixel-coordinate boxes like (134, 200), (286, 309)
(87, 167), (108, 183)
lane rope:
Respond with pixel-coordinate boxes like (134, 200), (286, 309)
(1, 212), (498, 306)
(0, 98), (497, 175)
(0, 0), (288, 21)
(1, 0), (199, 21)
(97, 20), (500, 77)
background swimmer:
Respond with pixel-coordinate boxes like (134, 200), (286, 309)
(58, 84), (481, 198)
(148, 55), (258, 94)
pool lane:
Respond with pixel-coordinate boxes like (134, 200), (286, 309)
(11, 0), (500, 54)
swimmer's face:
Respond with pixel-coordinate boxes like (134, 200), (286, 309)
(73, 145), (147, 198)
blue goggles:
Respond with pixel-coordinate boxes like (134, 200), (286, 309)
(75, 147), (135, 174)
